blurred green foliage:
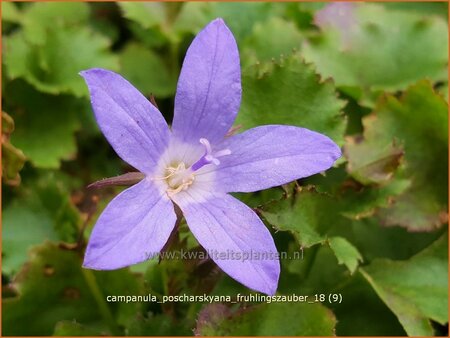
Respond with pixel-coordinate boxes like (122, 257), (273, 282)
(1, 2), (448, 336)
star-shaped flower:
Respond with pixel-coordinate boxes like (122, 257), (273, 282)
(81, 18), (340, 295)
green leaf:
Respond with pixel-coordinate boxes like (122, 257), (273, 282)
(361, 234), (448, 336)
(232, 185), (286, 209)
(304, 164), (411, 220)
(339, 178), (411, 220)
(1, 1), (22, 23)
(284, 2), (324, 30)
(381, 2), (448, 19)
(260, 183), (415, 275)
(118, 2), (179, 48)
(127, 21), (171, 49)
(261, 183), (388, 247)
(2, 171), (82, 275)
(344, 135), (404, 185)
(260, 186), (368, 277)
(3, 242), (142, 336)
(20, 2), (91, 45)
(334, 218), (444, 263)
(438, 83), (448, 102)
(3, 3), (102, 95)
(348, 81), (448, 230)
(328, 236), (362, 274)
(53, 320), (104, 336)
(5, 81), (87, 168)
(3, 243), (100, 336)
(127, 313), (191, 336)
(210, 2), (275, 41)
(301, 165), (348, 194)
(4, 27), (118, 97)
(119, 2), (166, 30)
(1, 111), (26, 185)
(331, 274), (406, 335)
(241, 17), (302, 66)
(303, 3), (448, 100)
(238, 54), (346, 146)
(261, 189), (334, 248)
(196, 302), (336, 336)
(172, 2), (211, 35)
(2, 202), (58, 276)
(174, 2), (274, 41)
(119, 43), (176, 98)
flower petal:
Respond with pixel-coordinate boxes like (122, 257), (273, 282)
(83, 179), (176, 270)
(172, 18), (241, 145)
(172, 192), (280, 295)
(80, 68), (170, 174)
(199, 125), (341, 192)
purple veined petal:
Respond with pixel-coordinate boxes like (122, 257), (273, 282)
(172, 18), (242, 145)
(83, 179), (177, 270)
(80, 68), (170, 174)
(197, 125), (341, 193)
(172, 192), (280, 295)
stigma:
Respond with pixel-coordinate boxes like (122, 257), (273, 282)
(191, 138), (231, 171)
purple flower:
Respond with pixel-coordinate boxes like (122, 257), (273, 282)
(80, 18), (340, 295)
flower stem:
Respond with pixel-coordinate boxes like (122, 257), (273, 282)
(82, 269), (121, 335)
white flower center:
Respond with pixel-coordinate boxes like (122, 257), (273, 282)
(152, 137), (231, 198)
(164, 162), (195, 196)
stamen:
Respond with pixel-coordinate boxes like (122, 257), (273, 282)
(166, 164), (193, 188)
(167, 177), (194, 197)
(191, 138), (231, 171)
(151, 163), (185, 181)
(153, 161), (195, 197)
